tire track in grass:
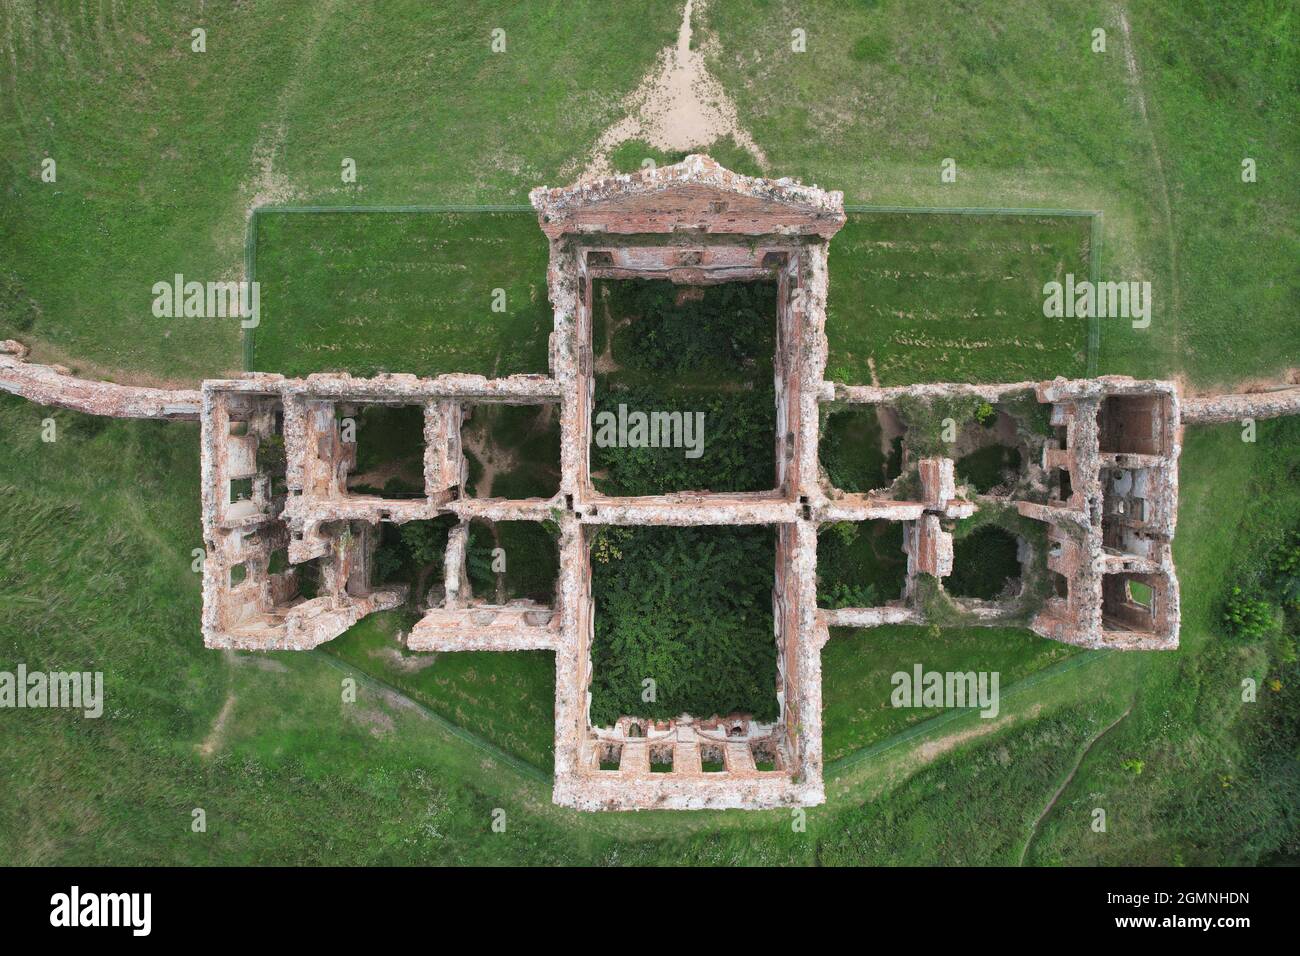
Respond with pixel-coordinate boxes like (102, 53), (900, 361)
(1018, 701), (1134, 866)
(1117, 4), (1179, 344)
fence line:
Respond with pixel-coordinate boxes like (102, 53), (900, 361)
(243, 203), (1104, 377)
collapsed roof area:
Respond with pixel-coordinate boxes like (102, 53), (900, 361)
(4, 156), (1299, 811)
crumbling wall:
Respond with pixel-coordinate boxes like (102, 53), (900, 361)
(3, 157), (1259, 814)
(1182, 386), (1300, 423)
(0, 341), (200, 419)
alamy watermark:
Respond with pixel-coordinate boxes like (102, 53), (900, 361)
(0, 665), (103, 718)
(593, 404), (705, 459)
(891, 664), (1000, 718)
(50, 886), (150, 936)
(1042, 273), (1151, 329)
(152, 274), (260, 328)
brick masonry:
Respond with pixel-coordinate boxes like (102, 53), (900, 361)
(4, 158), (1297, 810)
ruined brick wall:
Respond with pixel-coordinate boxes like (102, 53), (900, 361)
(1181, 386), (1300, 424)
(0, 341), (200, 419)
(4, 157), (1279, 813)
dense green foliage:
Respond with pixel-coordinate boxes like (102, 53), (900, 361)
(373, 517), (456, 590)
(589, 526), (778, 725)
(348, 404), (425, 497)
(819, 406), (902, 492)
(590, 386), (775, 495)
(1222, 585), (1277, 640)
(466, 520), (558, 604)
(946, 526), (1022, 600)
(816, 521), (907, 609)
(957, 444), (1022, 494)
(591, 279), (777, 495)
(605, 279), (775, 378)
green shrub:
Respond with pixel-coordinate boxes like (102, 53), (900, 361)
(1269, 531), (1300, 612)
(589, 526), (777, 725)
(946, 526), (1020, 600)
(1222, 586), (1278, 639)
(821, 581), (878, 610)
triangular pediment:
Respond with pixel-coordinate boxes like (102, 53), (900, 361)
(531, 155), (844, 239)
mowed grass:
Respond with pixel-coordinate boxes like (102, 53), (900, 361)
(827, 212), (1092, 385)
(251, 211), (550, 377)
(821, 625), (1077, 763)
(0, 0), (683, 382)
(252, 207), (1091, 388)
(705, 0), (1297, 387)
(321, 610), (556, 771)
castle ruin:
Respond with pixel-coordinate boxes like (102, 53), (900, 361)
(4, 156), (1298, 810)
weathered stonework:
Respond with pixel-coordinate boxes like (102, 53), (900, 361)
(0, 341), (200, 419)
(1181, 386), (1300, 424)
(2, 157), (1267, 811)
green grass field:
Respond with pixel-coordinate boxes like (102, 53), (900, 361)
(0, 0), (685, 382)
(251, 211), (550, 378)
(2, 396), (1294, 864)
(827, 212), (1093, 385)
(1, 0), (1297, 865)
(705, 0), (1298, 387)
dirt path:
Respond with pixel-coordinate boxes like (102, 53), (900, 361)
(1018, 701), (1133, 865)
(459, 414), (518, 499)
(197, 687), (236, 758)
(580, 0), (766, 179)
(1117, 6), (1179, 335)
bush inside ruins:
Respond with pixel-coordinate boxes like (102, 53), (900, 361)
(590, 279), (777, 495)
(588, 525), (778, 726)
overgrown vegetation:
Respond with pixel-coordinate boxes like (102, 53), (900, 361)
(957, 444), (1022, 494)
(460, 402), (560, 500)
(588, 525), (778, 725)
(347, 404), (425, 497)
(466, 519), (558, 603)
(816, 521), (906, 609)
(819, 406), (903, 492)
(590, 280), (776, 495)
(372, 516), (456, 595)
(946, 527), (1022, 600)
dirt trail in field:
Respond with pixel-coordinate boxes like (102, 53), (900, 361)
(1117, 6), (1179, 335)
(1018, 702), (1133, 865)
(911, 704), (1041, 766)
(197, 685), (236, 758)
(580, 0), (766, 179)
(229, 0), (342, 261)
